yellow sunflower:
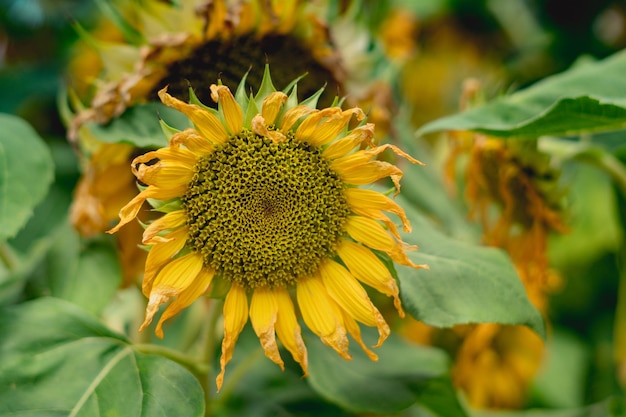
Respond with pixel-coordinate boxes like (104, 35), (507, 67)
(108, 68), (427, 390)
(66, 0), (396, 282)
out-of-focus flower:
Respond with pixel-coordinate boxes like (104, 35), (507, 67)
(405, 80), (567, 409)
(107, 68), (426, 390)
(64, 0), (399, 283)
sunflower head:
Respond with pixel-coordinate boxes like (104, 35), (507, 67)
(108, 67), (427, 390)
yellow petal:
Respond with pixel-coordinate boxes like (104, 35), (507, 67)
(134, 147), (198, 169)
(306, 108), (366, 147)
(155, 267), (215, 337)
(337, 239), (404, 317)
(139, 252), (204, 335)
(295, 107), (341, 143)
(275, 287), (308, 376)
(142, 209), (187, 244)
(217, 283), (249, 391)
(296, 275), (351, 360)
(169, 128), (215, 155)
(345, 188), (411, 233)
(133, 159), (194, 191)
(280, 105), (316, 132)
(250, 287), (283, 369)
(333, 143), (423, 171)
(210, 84), (243, 135)
(319, 260), (389, 348)
(261, 92), (288, 126)
(143, 227), (188, 295)
(334, 160), (404, 193)
(322, 124), (375, 160)
(251, 114), (286, 143)
(107, 186), (161, 234)
(345, 216), (427, 269)
(158, 86), (228, 144)
(342, 311), (378, 361)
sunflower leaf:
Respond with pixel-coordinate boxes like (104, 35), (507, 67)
(396, 198), (546, 338)
(417, 50), (626, 138)
(306, 330), (469, 416)
(0, 114), (54, 242)
(86, 103), (191, 148)
(0, 297), (205, 416)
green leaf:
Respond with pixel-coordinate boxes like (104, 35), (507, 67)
(86, 103), (192, 148)
(306, 330), (468, 416)
(397, 197), (546, 338)
(0, 297), (205, 416)
(45, 226), (122, 316)
(0, 114), (54, 241)
(417, 51), (626, 138)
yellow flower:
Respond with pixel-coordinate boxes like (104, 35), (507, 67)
(108, 69), (427, 390)
(66, 0), (395, 283)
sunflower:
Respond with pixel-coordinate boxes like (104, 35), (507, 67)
(65, 0), (397, 282)
(107, 68), (427, 390)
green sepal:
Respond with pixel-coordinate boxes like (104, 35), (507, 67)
(159, 118), (181, 139)
(254, 65), (278, 108)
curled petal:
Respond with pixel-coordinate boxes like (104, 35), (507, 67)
(210, 84), (243, 135)
(334, 160), (404, 195)
(337, 240), (405, 317)
(107, 186), (163, 233)
(332, 143), (423, 172)
(261, 92), (288, 126)
(155, 267), (215, 337)
(142, 209), (187, 244)
(322, 124), (375, 160)
(295, 107), (341, 143)
(250, 287), (283, 369)
(342, 312), (378, 361)
(319, 260), (389, 348)
(280, 105), (316, 132)
(345, 216), (427, 269)
(251, 114), (286, 143)
(306, 108), (366, 147)
(217, 284), (249, 391)
(275, 287), (308, 376)
(297, 275), (351, 360)
(133, 147), (198, 169)
(158, 87), (228, 144)
(345, 188), (411, 238)
(169, 128), (215, 155)
(139, 252), (204, 336)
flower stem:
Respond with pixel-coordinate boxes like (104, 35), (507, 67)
(200, 299), (223, 417)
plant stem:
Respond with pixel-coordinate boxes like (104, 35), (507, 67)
(0, 243), (19, 271)
(200, 299), (223, 417)
(134, 343), (209, 376)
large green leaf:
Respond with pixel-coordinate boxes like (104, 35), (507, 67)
(396, 197), (546, 337)
(417, 50), (626, 138)
(44, 226), (122, 316)
(0, 297), (205, 416)
(306, 329), (468, 416)
(86, 103), (191, 148)
(0, 114), (54, 241)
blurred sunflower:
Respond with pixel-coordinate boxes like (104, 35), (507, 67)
(107, 68), (427, 389)
(404, 80), (567, 409)
(64, 0), (397, 284)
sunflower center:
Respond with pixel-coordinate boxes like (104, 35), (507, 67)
(183, 130), (350, 289)
(151, 34), (340, 107)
